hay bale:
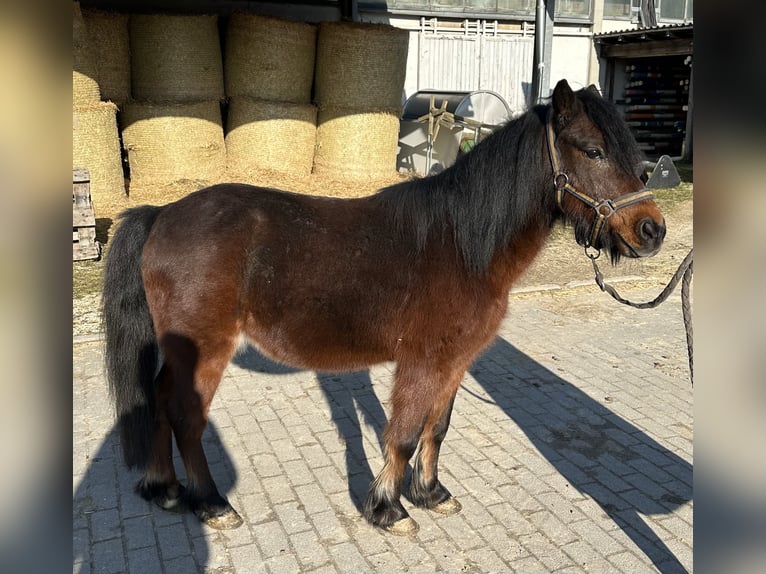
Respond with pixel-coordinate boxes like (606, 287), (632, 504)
(73, 2), (101, 104)
(313, 106), (400, 179)
(73, 102), (125, 205)
(225, 14), (316, 103)
(82, 9), (130, 104)
(226, 98), (317, 177)
(130, 14), (224, 102)
(121, 100), (225, 193)
(315, 22), (408, 109)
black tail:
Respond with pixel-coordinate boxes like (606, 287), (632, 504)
(102, 205), (163, 468)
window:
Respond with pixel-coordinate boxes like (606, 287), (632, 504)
(604, 0), (632, 18)
(465, 0), (498, 9)
(496, 0), (535, 11)
(658, 0), (693, 22)
(363, 0), (593, 18)
(660, 0), (685, 20)
(555, 0), (592, 19)
(390, 1), (431, 8)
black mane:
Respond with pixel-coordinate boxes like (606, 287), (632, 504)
(377, 88), (644, 274)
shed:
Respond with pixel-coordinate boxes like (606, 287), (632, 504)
(594, 24), (693, 161)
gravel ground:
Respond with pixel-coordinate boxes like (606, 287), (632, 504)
(73, 293), (102, 340)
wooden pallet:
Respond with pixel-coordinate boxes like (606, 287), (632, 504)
(73, 168), (101, 261)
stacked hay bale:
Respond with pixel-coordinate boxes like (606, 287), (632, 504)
(226, 99), (317, 178)
(73, 2), (100, 105)
(122, 14), (226, 197)
(313, 22), (408, 180)
(224, 14), (317, 178)
(72, 103), (124, 205)
(72, 2), (126, 210)
(121, 101), (226, 186)
(81, 8), (131, 106)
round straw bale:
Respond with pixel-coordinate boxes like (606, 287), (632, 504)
(226, 98), (317, 177)
(315, 22), (408, 109)
(82, 9), (130, 104)
(130, 14), (224, 102)
(313, 106), (401, 179)
(121, 100), (225, 193)
(225, 14), (316, 103)
(73, 102), (125, 205)
(73, 2), (101, 104)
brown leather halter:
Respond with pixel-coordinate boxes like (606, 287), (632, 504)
(545, 109), (655, 255)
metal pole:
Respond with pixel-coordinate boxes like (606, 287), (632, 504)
(682, 62), (693, 161)
(531, 0), (545, 105)
(531, 0), (555, 105)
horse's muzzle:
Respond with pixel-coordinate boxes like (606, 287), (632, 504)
(633, 216), (666, 257)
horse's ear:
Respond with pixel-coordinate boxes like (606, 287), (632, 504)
(552, 79), (581, 124)
(586, 84), (602, 97)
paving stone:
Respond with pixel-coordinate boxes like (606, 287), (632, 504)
(289, 529), (332, 570)
(126, 544), (161, 574)
(265, 553), (301, 574)
(91, 538), (125, 574)
(228, 542), (267, 573)
(327, 541), (372, 572)
(253, 520), (290, 558)
(274, 501), (313, 535)
(156, 523), (193, 561)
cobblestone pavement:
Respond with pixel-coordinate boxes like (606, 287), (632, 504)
(73, 283), (693, 574)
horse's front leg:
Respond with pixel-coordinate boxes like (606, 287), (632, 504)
(408, 390), (463, 516)
(363, 366), (429, 535)
(363, 364), (465, 534)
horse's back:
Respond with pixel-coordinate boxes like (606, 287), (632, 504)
(143, 183), (386, 263)
(140, 183), (410, 369)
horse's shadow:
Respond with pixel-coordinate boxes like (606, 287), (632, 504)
(469, 338), (692, 574)
(236, 340), (692, 574)
(232, 349), (388, 511)
(72, 419), (237, 573)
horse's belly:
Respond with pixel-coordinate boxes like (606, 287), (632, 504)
(241, 317), (394, 373)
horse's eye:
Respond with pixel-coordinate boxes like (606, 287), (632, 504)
(585, 148), (604, 160)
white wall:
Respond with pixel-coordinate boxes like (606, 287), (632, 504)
(363, 14), (597, 112)
(550, 32), (595, 92)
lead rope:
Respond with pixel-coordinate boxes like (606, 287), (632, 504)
(588, 248), (694, 385)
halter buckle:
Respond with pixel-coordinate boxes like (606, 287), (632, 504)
(596, 199), (616, 218)
(554, 173), (569, 189)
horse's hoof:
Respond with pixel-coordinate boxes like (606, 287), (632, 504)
(384, 516), (419, 536)
(198, 507), (244, 530)
(157, 494), (187, 513)
(137, 480), (187, 513)
(432, 496), (462, 515)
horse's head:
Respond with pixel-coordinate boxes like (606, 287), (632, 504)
(547, 79), (665, 262)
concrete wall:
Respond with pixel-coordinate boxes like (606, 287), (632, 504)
(550, 30), (594, 91)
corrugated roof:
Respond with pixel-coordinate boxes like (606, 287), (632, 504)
(594, 22), (693, 43)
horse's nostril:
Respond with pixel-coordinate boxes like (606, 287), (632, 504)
(638, 218), (664, 242)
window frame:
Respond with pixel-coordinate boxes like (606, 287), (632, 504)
(358, 1), (594, 23)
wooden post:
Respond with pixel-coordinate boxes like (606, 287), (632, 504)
(73, 168), (101, 261)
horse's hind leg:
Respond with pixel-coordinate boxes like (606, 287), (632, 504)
(136, 364), (185, 511)
(409, 388), (462, 515)
(164, 334), (243, 530)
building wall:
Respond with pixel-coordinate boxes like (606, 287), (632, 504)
(551, 31), (594, 91)
(365, 10), (634, 112)
(80, 1), (687, 112)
